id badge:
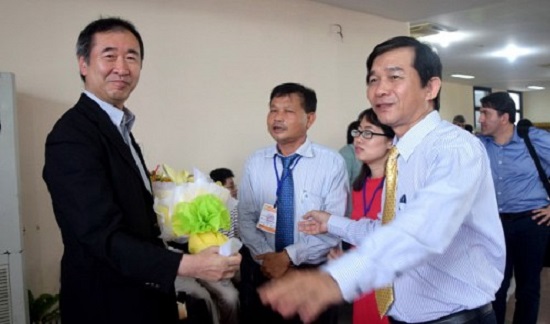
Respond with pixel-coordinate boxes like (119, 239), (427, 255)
(257, 203), (277, 234)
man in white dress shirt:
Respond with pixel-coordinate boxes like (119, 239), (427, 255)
(238, 82), (349, 324)
(259, 37), (505, 324)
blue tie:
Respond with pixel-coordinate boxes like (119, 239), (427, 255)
(275, 154), (299, 252)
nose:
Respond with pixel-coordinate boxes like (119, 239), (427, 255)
(373, 79), (391, 97)
(272, 111), (284, 122)
(367, 82), (388, 103)
(114, 56), (130, 76)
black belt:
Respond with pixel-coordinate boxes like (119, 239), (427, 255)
(389, 303), (493, 324)
(499, 210), (534, 221)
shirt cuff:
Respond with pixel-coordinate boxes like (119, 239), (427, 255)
(321, 254), (362, 303)
(284, 244), (298, 265)
(327, 215), (354, 241)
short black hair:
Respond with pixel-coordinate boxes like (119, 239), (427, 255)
(366, 36), (442, 110)
(210, 168), (234, 185)
(453, 115), (466, 124)
(270, 83), (317, 113)
(346, 120), (360, 144)
(480, 92), (516, 123)
(76, 17), (144, 81)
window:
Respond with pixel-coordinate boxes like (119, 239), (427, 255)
(473, 87), (491, 131)
(507, 91), (523, 124)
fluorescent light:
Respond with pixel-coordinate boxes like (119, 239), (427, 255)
(418, 31), (467, 48)
(491, 44), (533, 62)
(527, 86), (545, 90)
(451, 74), (475, 79)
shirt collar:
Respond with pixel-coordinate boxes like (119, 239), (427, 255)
(83, 90), (135, 131)
(479, 125), (521, 146)
(264, 137), (314, 158)
(394, 110), (440, 161)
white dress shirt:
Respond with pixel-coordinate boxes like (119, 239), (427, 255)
(238, 138), (349, 265)
(324, 111), (505, 322)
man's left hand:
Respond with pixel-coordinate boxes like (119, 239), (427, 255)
(256, 251), (291, 279)
(532, 205), (550, 226)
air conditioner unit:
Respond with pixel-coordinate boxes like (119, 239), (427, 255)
(0, 72), (28, 324)
(410, 22), (457, 38)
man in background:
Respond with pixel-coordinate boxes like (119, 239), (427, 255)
(478, 92), (550, 324)
(239, 82), (348, 323)
(211, 167), (239, 238)
(452, 114), (466, 128)
(339, 120), (362, 185)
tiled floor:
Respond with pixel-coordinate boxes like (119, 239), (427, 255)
(338, 268), (550, 324)
(505, 267), (550, 324)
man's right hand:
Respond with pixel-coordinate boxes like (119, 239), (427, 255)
(298, 210), (331, 235)
(177, 246), (242, 281)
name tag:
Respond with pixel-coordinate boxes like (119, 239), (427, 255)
(257, 203), (277, 234)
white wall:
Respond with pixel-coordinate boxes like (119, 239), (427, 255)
(1, 0), (409, 294)
(439, 82), (474, 126)
(524, 89), (550, 122)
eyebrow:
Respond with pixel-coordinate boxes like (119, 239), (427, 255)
(385, 66), (404, 73)
(369, 66), (404, 75)
(101, 47), (140, 56)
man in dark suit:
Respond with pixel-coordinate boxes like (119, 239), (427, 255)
(43, 17), (241, 324)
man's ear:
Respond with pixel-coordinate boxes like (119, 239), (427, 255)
(306, 112), (316, 129)
(78, 56), (88, 78)
(425, 77), (442, 101)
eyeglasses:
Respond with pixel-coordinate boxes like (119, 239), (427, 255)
(351, 129), (388, 139)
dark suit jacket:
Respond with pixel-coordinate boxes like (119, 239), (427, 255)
(43, 94), (182, 324)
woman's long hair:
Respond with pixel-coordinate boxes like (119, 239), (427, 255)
(352, 108), (395, 191)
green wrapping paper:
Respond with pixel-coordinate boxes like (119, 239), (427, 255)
(171, 194), (230, 236)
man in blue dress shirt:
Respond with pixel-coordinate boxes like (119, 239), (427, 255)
(238, 82), (349, 323)
(259, 36), (506, 324)
(478, 92), (550, 324)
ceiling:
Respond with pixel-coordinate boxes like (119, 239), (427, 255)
(310, 0), (550, 92)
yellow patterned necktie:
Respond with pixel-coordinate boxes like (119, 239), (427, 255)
(375, 146), (399, 317)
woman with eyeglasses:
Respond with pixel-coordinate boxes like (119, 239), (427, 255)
(299, 108), (394, 324)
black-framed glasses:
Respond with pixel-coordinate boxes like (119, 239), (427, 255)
(350, 129), (388, 139)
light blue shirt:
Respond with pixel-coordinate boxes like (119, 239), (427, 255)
(238, 138), (349, 265)
(324, 111), (505, 322)
(83, 91), (151, 192)
(479, 127), (550, 212)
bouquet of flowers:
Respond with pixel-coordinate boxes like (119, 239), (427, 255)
(151, 164), (238, 254)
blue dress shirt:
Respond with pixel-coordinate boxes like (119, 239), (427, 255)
(479, 127), (550, 212)
(238, 138), (349, 266)
(323, 111), (505, 322)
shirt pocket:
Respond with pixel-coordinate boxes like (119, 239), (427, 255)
(300, 189), (326, 212)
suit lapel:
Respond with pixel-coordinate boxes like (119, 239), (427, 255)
(76, 94), (146, 186)
(129, 132), (153, 198)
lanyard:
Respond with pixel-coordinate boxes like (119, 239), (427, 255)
(362, 177), (385, 216)
(273, 154), (302, 207)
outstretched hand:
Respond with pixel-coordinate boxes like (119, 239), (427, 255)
(298, 210), (331, 235)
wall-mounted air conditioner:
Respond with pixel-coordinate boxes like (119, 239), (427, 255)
(0, 72), (28, 324)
